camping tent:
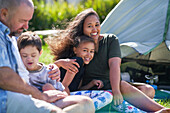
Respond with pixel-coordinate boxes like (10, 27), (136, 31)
(97, 1), (170, 112)
(101, 0), (170, 64)
(100, 0), (170, 86)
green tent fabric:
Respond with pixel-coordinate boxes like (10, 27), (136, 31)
(97, 0), (170, 112)
(101, 0), (170, 63)
(154, 90), (170, 99)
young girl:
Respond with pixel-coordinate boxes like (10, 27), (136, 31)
(46, 35), (113, 110)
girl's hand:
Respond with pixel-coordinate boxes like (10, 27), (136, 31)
(112, 90), (123, 106)
(91, 79), (104, 89)
(47, 64), (60, 81)
(55, 59), (80, 74)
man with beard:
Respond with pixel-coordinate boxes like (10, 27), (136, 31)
(0, 0), (95, 113)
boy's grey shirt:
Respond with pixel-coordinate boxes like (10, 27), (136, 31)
(29, 63), (65, 92)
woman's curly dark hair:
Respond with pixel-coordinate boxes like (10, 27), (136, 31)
(45, 8), (99, 61)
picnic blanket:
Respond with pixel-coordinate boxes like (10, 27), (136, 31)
(96, 90), (170, 113)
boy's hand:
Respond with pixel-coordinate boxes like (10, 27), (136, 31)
(91, 79), (104, 89)
(47, 64), (60, 81)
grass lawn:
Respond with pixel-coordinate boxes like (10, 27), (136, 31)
(40, 44), (170, 108)
(39, 44), (54, 64)
(157, 99), (170, 108)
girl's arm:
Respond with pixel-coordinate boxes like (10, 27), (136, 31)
(79, 79), (104, 90)
(109, 57), (123, 105)
(62, 71), (76, 95)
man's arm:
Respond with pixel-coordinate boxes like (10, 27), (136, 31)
(0, 67), (66, 102)
(0, 67), (45, 99)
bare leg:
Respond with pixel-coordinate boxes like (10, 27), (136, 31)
(120, 81), (165, 112)
(42, 84), (94, 113)
(155, 108), (170, 113)
(54, 95), (95, 113)
(136, 84), (155, 99)
(50, 108), (66, 113)
(131, 82), (155, 99)
(43, 83), (56, 91)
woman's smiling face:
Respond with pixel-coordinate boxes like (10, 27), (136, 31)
(83, 15), (101, 43)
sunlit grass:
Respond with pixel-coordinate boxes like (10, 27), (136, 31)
(39, 44), (54, 65)
(157, 99), (170, 108)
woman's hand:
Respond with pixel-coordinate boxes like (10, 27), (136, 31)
(47, 64), (60, 81)
(91, 79), (104, 89)
(55, 59), (80, 74)
(112, 90), (123, 106)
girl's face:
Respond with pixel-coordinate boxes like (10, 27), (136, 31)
(20, 45), (41, 71)
(83, 15), (101, 43)
(74, 42), (95, 64)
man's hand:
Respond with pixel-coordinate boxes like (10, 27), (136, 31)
(55, 59), (80, 74)
(43, 90), (67, 103)
(47, 64), (60, 81)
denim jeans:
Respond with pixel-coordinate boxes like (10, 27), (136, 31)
(0, 89), (7, 113)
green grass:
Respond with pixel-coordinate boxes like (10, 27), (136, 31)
(157, 99), (170, 108)
(40, 45), (170, 108)
(39, 44), (54, 65)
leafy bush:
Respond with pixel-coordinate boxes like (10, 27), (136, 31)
(29, 0), (120, 31)
(82, 0), (120, 21)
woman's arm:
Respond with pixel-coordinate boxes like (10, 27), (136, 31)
(109, 57), (123, 105)
(54, 59), (80, 74)
(47, 63), (61, 81)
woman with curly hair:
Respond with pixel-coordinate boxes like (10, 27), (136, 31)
(46, 8), (170, 112)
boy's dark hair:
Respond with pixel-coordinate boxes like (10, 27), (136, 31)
(17, 31), (42, 52)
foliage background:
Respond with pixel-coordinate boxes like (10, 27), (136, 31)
(29, 0), (120, 31)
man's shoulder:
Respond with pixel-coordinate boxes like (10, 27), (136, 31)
(0, 22), (10, 34)
(0, 29), (5, 41)
(0, 24), (10, 44)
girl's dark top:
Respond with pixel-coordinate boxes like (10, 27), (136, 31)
(60, 57), (84, 91)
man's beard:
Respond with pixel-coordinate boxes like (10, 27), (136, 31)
(10, 32), (21, 37)
(10, 29), (27, 37)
